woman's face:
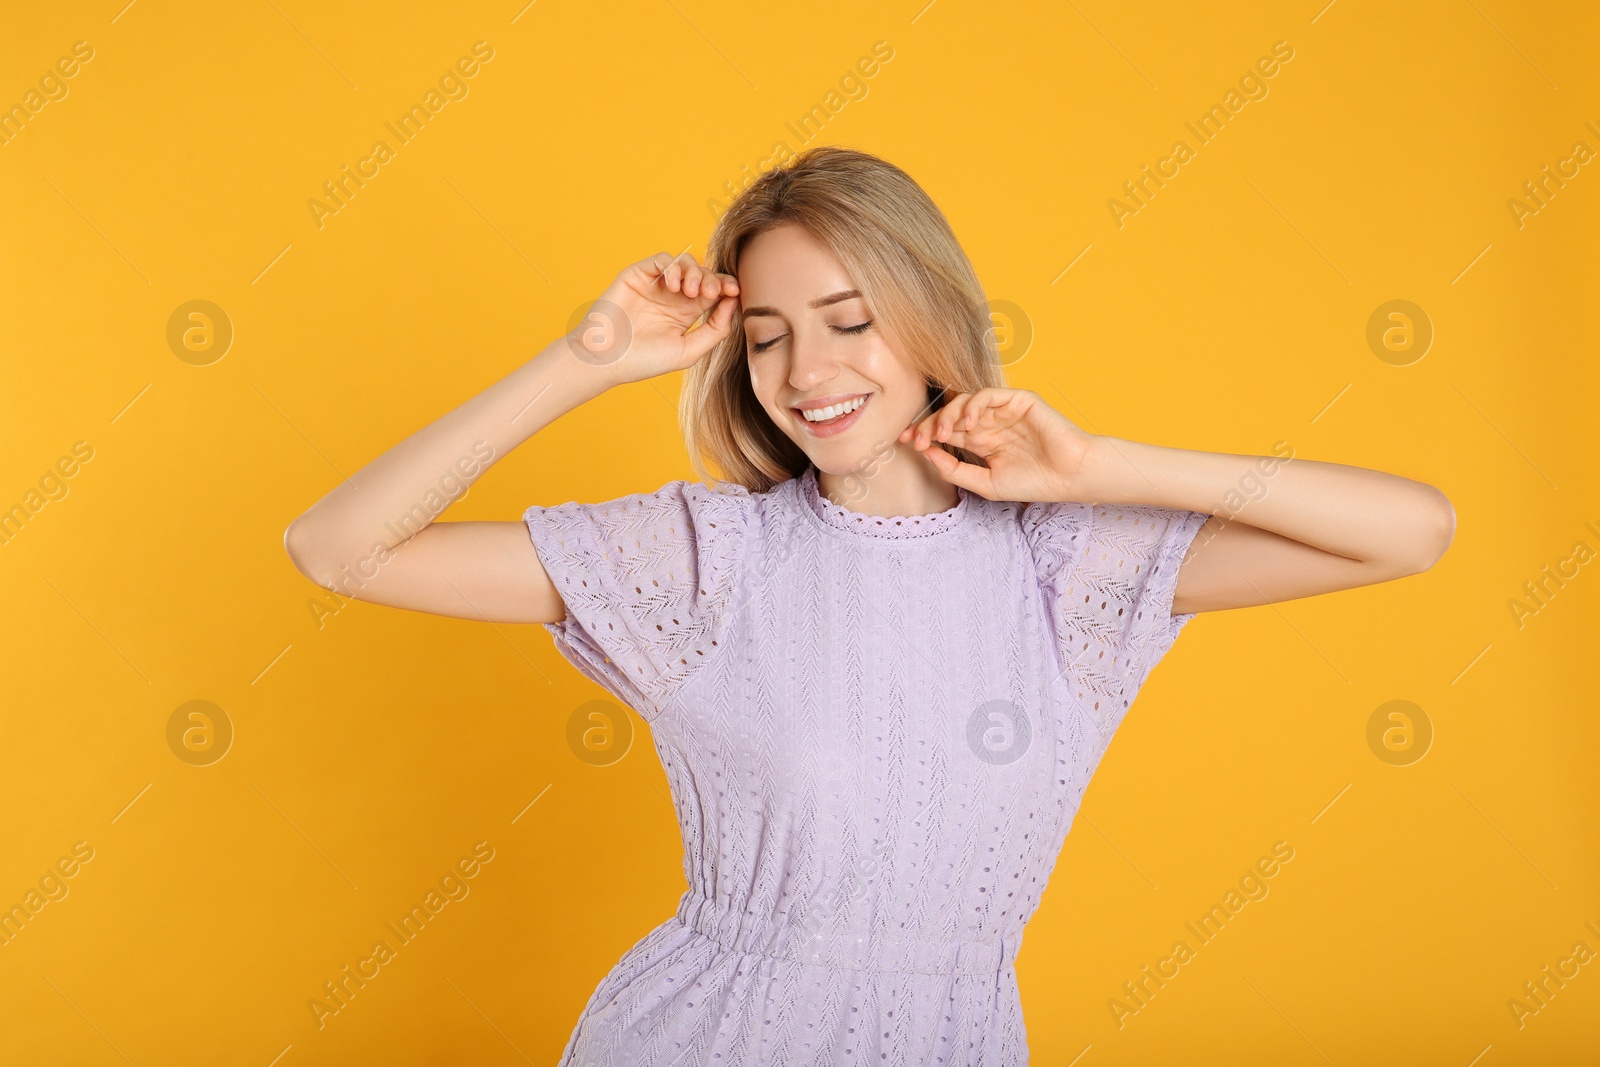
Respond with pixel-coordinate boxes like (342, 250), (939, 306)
(737, 222), (930, 474)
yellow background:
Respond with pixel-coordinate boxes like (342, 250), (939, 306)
(2, 0), (1596, 1063)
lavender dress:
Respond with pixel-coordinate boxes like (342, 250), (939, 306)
(523, 464), (1208, 1065)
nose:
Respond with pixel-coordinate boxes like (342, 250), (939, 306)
(787, 324), (840, 392)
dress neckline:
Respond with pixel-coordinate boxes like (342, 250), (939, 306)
(798, 464), (971, 541)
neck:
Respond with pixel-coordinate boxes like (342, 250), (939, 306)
(814, 446), (960, 518)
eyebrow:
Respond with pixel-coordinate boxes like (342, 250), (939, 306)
(740, 289), (863, 319)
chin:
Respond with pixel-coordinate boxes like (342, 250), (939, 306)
(806, 428), (895, 467)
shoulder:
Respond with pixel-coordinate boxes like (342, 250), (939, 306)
(1014, 498), (1092, 578)
(1010, 499), (1208, 584)
(1017, 498), (1091, 542)
(522, 476), (764, 540)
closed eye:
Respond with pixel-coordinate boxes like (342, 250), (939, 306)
(750, 320), (873, 354)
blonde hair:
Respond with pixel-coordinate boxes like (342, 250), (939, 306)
(680, 145), (1006, 494)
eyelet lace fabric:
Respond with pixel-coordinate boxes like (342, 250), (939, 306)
(523, 469), (1209, 1066)
(800, 465), (971, 540)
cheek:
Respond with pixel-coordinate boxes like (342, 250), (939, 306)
(858, 337), (918, 387)
(748, 363), (782, 408)
(858, 344), (923, 404)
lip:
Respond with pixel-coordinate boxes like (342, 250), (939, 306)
(793, 393), (870, 438)
(791, 391), (870, 413)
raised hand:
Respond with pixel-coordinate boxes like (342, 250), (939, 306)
(571, 251), (740, 385)
(897, 388), (1097, 503)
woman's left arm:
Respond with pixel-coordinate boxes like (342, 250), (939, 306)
(1071, 433), (1456, 614)
(901, 387), (1457, 615)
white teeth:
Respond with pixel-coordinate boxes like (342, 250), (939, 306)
(801, 396), (866, 422)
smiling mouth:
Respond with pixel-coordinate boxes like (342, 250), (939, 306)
(794, 394), (869, 425)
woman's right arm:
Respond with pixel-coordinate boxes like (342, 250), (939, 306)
(282, 337), (615, 625)
(282, 251), (740, 626)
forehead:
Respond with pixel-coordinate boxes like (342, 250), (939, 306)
(737, 224), (858, 312)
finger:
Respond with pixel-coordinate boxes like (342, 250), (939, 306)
(701, 270), (739, 301)
(684, 295), (739, 361)
(665, 251), (695, 293)
(958, 389), (991, 431)
(921, 442), (995, 498)
(953, 389), (1005, 433)
(903, 408), (940, 449)
(694, 267), (726, 302)
(687, 256), (719, 299)
(917, 410), (952, 447)
(912, 398), (958, 448)
(935, 420), (990, 453)
(689, 263), (731, 302)
(681, 303), (718, 356)
(910, 411), (956, 451)
(933, 393), (976, 443)
(901, 386), (960, 446)
(972, 388), (1023, 431)
(687, 288), (735, 331)
(693, 292), (734, 331)
(639, 251), (675, 278)
(905, 401), (999, 452)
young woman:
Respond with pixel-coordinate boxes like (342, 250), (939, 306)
(285, 146), (1454, 1065)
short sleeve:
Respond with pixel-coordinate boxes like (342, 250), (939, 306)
(1022, 500), (1210, 746)
(523, 479), (753, 722)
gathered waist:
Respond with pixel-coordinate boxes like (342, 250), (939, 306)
(673, 889), (1019, 977)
